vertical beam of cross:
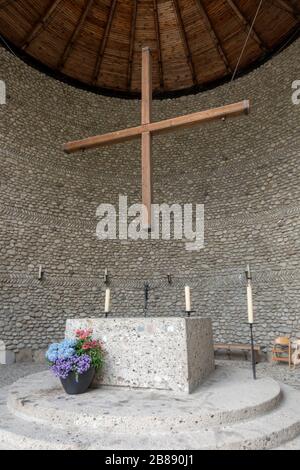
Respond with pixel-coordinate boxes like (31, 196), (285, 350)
(141, 47), (153, 230)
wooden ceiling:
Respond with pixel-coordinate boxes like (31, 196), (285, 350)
(0, 0), (299, 95)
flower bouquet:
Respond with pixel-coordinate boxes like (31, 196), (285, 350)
(46, 329), (104, 394)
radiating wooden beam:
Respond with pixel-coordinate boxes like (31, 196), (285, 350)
(21, 0), (63, 50)
(153, 0), (164, 89)
(127, 0), (137, 89)
(276, 0), (300, 14)
(226, 0), (268, 51)
(288, 0), (300, 14)
(195, 0), (232, 73)
(272, 0), (300, 18)
(63, 100), (250, 153)
(57, 0), (94, 70)
(171, 0), (198, 85)
(92, 0), (117, 86)
(0, 0), (15, 7)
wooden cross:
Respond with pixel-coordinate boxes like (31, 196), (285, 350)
(63, 47), (250, 229)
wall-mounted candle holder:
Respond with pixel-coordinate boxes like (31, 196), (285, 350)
(184, 310), (195, 317)
(167, 273), (172, 284)
(38, 265), (44, 281)
(104, 268), (109, 285)
(245, 263), (252, 281)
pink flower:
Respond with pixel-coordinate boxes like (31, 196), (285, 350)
(75, 328), (93, 340)
(82, 340), (103, 350)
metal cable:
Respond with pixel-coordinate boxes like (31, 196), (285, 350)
(0, 32), (18, 57)
(230, 0), (264, 84)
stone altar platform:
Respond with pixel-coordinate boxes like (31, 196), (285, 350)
(3, 365), (300, 450)
(65, 317), (214, 393)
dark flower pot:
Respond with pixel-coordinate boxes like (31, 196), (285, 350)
(60, 367), (95, 395)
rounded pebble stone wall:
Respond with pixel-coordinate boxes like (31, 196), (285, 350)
(0, 39), (299, 361)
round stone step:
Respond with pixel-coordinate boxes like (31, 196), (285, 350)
(8, 364), (281, 432)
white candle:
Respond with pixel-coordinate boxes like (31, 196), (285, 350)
(38, 265), (43, 280)
(185, 285), (191, 312)
(247, 282), (253, 324)
(104, 288), (111, 313)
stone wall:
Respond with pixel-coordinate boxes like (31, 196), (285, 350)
(0, 39), (299, 360)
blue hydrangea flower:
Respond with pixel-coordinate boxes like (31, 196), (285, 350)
(45, 343), (61, 362)
(60, 339), (77, 348)
(46, 338), (77, 363)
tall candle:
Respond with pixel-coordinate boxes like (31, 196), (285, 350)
(185, 286), (191, 312)
(247, 281), (253, 323)
(38, 265), (43, 280)
(104, 288), (111, 313)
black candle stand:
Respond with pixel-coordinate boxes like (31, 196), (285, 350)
(144, 282), (150, 316)
(249, 322), (257, 380)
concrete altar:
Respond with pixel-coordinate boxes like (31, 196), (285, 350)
(65, 317), (214, 393)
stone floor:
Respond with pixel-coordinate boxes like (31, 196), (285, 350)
(0, 363), (47, 388)
(227, 360), (300, 390)
(1, 359), (300, 390)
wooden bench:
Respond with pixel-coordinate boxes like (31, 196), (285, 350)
(214, 343), (261, 362)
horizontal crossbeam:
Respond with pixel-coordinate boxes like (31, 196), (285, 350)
(63, 100), (250, 153)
